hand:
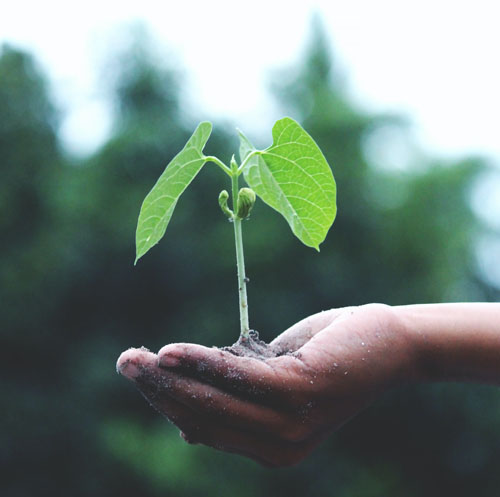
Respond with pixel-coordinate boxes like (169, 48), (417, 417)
(117, 304), (415, 467)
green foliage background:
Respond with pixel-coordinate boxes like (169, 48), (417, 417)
(1, 22), (499, 496)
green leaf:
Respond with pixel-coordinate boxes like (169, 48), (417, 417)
(240, 117), (336, 250)
(135, 122), (212, 263)
(238, 127), (254, 163)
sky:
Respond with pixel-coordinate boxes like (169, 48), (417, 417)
(1, 0), (499, 285)
(1, 0), (500, 165)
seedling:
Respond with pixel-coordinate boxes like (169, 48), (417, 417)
(135, 117), (336, 342)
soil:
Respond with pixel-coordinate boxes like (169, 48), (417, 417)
(222, 329), (285, 360)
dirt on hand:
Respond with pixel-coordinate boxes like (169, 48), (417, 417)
(222, 330), (285, 359)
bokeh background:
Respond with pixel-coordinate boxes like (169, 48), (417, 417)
(2, 3), (500, 496)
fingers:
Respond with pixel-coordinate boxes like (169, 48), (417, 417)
(152, 368), (306, 438)
(117, 348), (207, 434)
(123, 366), (302, 467)
(180, 422), (316, 468)
(116, 347), (158, 380)
(117, 348), (316, 467)
(119, 348), (302, 437)
(157, 343), (307, 400)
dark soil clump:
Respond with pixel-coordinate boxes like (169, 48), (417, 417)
(222, 330), (283, 360)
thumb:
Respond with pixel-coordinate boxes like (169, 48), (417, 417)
(270, 309), (345, 353)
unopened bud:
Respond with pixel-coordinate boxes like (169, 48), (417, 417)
(230, 154), (238, 170)
(236, 188), (256, 219)
(218, 190), (233, 218)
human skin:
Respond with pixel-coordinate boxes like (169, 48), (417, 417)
(116, 303), (500, 468)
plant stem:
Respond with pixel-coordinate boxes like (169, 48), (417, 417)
(205, 156), (232, 176)
(237, 149), (261, 174)
(231, 164), (250, 340)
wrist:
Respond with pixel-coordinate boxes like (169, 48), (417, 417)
(382, 304), (424, 385)
(392, 305), (437, 383)
(392, 303), (500, 385)
(353, 304), (424, 387)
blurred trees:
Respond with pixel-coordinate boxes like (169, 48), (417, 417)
(1, 22), (499, 497)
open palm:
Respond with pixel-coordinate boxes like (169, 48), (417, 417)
(117, 304), (412, 467)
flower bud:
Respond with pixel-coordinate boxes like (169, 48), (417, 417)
(230, 154), (238, 170)
(218, 190), (233, 218)
(236, 187), (256, 220)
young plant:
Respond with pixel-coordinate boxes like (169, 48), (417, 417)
(135, 117), (336, 342)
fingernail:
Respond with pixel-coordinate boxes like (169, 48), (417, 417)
(118, 360), (141, 380)
(159, 354), (180, 368)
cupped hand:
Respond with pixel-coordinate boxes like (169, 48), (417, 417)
(117, 304), (415, 467)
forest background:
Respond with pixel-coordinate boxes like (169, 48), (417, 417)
(2, 15), (500, 497)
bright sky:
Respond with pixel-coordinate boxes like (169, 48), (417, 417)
(1, 0), (500, 164)
(2, 0), (499, 285)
